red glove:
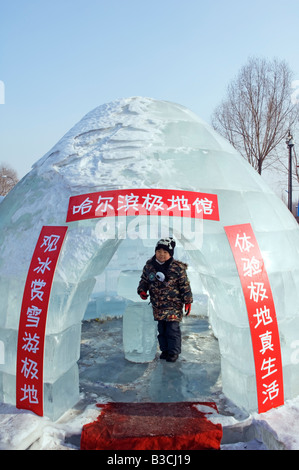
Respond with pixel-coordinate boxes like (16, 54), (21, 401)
(139, 291), (148, 300)
(185, 304), (191, 316)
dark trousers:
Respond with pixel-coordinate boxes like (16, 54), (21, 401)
(157, 320), (181, 355)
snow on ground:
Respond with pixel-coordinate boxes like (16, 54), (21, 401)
(0, 315), (298, 450)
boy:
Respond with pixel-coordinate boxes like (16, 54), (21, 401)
(137, 237), (193, 362)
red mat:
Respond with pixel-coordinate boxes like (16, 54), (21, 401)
(80, 402), (222, 450)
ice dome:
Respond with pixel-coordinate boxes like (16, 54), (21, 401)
(1, 96), (299, 419)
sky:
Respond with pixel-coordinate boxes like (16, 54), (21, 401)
(1, 0), (299, 179)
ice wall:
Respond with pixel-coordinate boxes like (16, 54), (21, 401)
(1, 96), (299, 418)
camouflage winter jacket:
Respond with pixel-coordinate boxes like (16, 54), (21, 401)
(137, 256), (193, 322)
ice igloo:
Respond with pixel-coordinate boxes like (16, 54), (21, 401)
(1, 96), (299, 420)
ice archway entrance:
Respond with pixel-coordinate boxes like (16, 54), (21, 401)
(80, 234), (222, 406)
(11, 209), (282, 420)
(1, 97), (299, 421)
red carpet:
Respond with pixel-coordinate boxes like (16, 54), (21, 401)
(80, 402), (222, 450)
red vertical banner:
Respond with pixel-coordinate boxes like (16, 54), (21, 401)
(224, 223), (284, 413)
(16, 226), (68, 416)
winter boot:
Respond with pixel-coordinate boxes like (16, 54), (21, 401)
(166, 354), (178, 362)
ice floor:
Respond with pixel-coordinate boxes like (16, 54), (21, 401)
(78, 316), (222, 407)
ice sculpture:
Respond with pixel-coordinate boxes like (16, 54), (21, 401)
(1, 96), (299, 419)
(122, 303), (157, 363)
(118, 270), (157, 362)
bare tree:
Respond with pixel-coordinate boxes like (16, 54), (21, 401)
(211, 57), (299, 174)
(0, 164), (19, 196)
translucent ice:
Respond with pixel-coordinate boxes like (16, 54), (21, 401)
(1, 96), (299, 418)
(122, 303), (157, 363)
(0, 365), (79, 422)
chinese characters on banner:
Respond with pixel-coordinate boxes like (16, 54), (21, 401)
(16, 226), (68, 416)
(66, 189), (219, 223)
(225, 223), (284, 413)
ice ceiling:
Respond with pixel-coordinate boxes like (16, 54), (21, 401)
(1, 96), (299, 420)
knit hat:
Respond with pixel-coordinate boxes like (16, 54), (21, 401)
(155, 237), (176, 257)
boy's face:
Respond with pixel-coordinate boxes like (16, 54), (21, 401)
(155, 248), (171, 263)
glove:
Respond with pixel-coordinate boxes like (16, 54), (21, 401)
(139, 291), (148, 300)
(185, 303), (191, 316)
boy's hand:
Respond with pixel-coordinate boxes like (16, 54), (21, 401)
(185, 304), (191, 316)
(139, 291), (148, 300)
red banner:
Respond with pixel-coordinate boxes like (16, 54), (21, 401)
(16, 226), (68, 416)
(225, 223), (284, 413)
(66, 189), (219, 223)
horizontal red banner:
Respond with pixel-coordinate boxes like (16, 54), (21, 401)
(66, 189), (219, 223)
(225, 223), (284, 413)
(16, 226), (68, 416)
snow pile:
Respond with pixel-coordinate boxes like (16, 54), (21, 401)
(0, 401), (100, 450)
(252, 396), (299, 450)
